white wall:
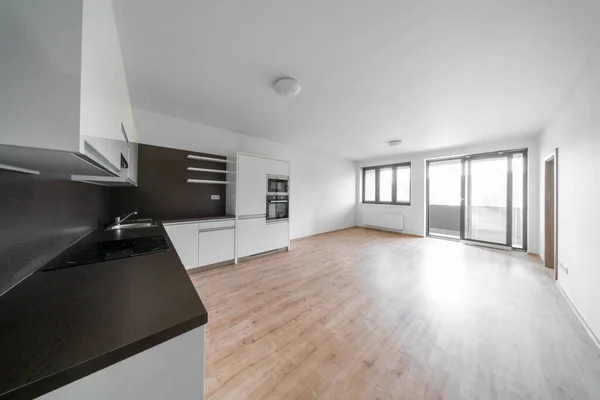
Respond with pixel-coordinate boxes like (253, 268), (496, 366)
(356, 137), (540, 254)
(133, 109), (356, 240)
(538, 47), (600, 338)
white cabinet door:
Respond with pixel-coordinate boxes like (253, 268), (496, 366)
(198, 228), (235, 267)
(0, 0), (82, 152)
(237, 155), (267, 216)
(267, 159), (290, 176)
(266, 221), (289, 251)
(237, 217), (266, 258)
(164, 223), (199, 269)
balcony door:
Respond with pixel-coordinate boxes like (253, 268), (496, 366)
(427, 159), (462, 239)
(426, 149), (527, 251)
(463, 154), (510, 246)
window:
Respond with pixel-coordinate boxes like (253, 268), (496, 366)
(364, 169), (376, 201)
(362, 162), (411, 205)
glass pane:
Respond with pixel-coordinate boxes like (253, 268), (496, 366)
(428, 159), (461, 238)
(464, 157), (508, 244)
(364, 169), (375, 201)
(396, 166), (410, 203)
(512, 154), (524, 248)
(379, 167), (392, 202)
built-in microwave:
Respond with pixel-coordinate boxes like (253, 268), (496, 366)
(267, 176), (289, 194)
(267, 195), (289, 221)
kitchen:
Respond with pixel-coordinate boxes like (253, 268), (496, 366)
(0, 1), (297, 398)
(0, 147), (290, 399)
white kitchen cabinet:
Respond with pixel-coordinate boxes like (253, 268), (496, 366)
(198, 227), (235, 267)
(237, 155), (267, 216)
(39, 326), (205, 400)
(72, 140), (138, 186)
(164, 223), (199, 270)
(237, 217), (267, 258)
(266, 221), (289, 252)
(0, 0), (135, 178)
(267, 159), (290, 177)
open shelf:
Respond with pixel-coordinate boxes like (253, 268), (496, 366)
(187, 167), (236, 174)
(186, 179), (235, 185)
(187, 155), (236, 164)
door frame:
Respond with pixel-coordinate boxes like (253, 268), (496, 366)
(425, 148), (528, 251)
(544, 149), (559, 280)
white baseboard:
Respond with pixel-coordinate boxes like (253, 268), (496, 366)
(363, 224), (403, 234)
(555, 281), (600, 351)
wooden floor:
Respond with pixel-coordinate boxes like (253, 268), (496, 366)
(190, 227), (600, 399)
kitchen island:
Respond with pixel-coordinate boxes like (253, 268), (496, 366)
(0, 222), (207, 399)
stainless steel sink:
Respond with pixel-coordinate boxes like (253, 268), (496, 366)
(107, 219), (157, 230)
(125, 218), (154, 224)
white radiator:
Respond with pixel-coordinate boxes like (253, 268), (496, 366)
(363, 211), (404, 232)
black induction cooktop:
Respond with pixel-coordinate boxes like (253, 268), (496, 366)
(43, 235), (169, 271)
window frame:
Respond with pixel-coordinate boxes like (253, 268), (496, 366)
(362, 162), (411, 206)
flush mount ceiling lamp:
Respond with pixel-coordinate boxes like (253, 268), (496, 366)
(273, 77), (301, 98)
(388, 140), (403, 147)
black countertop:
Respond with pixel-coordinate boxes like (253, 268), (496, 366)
(0, 222), (208, 399)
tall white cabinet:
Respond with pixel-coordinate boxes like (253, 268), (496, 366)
(236, 154), (268, 259)
(235, 153), (290, 262)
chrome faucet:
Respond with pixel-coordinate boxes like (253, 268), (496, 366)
(115, 211), (137, 225)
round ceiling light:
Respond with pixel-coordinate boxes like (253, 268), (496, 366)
(273, 77), (301, 98)
(388, 140), (403, 147)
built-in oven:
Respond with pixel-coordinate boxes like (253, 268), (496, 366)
(267, 176), (289, 194)
(267, 195), (289, 221)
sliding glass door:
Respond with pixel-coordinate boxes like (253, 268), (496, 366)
(427, 159), (462, 239)
(426, 149), (527, 250)
(464, 154), (509, 245)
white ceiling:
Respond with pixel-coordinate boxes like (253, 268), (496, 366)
(113, 0), (600, 160)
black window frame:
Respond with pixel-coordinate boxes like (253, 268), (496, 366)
(362, 162), (411, 206)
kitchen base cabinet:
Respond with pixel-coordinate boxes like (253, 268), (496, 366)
(266, 221), (289, 251)
(164, 223), (199, 270)
(165, 219), (236, 271)
(39, 326), (205, 400)
(237, 217), (266, 258)
(198, 228), (234, 267)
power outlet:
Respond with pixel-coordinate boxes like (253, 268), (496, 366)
(211, 195), (220, 200)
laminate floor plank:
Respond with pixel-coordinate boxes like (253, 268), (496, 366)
(190, 228), (600, 400)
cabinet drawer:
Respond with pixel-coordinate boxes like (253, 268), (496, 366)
(266, 221), (289, 251)
(198, 229), (234, 267)
(198, 219), (235, 231)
